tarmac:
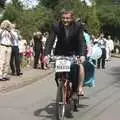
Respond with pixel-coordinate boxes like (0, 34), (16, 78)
(0, 54), (119, 94)
(0, 67), (53, 94)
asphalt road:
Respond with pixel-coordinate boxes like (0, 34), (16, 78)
(0, 57), (120, 120)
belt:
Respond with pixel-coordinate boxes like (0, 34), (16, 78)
(0, 44), (12, 47)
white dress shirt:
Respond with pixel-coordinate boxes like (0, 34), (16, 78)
(0, 29), (13, 46)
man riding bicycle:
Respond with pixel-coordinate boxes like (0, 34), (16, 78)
(44, 10), (86, 96)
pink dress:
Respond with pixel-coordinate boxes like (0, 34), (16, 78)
(25, 48), (33, 58)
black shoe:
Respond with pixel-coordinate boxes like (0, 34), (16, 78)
(0, 78), (4, 81)
(3, 77), (10, 81)
(33, 67), (37, 69)
(17, 72), (23, 76)
(41, 67), (45, 70)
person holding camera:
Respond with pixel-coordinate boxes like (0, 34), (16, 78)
(0, 20), (14, 81)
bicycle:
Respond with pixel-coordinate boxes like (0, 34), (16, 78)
(54, 56), (80, 120)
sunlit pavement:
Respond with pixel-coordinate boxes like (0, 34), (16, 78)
(0, 57), (120, 120)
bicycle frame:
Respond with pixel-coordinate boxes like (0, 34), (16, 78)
(55, 56), (79, 120)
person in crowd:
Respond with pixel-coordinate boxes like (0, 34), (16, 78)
(41, 32), (49, 69)
(10, 23), (23, 76)
(24, 44), (34, 66)
(91, 34), (99, 44)
(83, 31), (102, 88)
(42, 33), (47, 50)
(97, 33), (107, 69)
(83, 29), (92, 57)
(18, 36), (27, 67)
(81, 29), (96, 93)
(0, 20), (14, 80)
(106, 35), (114, 61)
(33, 31), (43, 69)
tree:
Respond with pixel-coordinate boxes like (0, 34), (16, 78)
(2, 0), (102, 40)
(96, 0), (120, 38)
(54, 0), (100, 34)
(12, 0), (23, 9)
(3, 0), (23, 22)
(95, 0), (112, 5)
(3, 2), (53, 40)
(16, 7), (54, 40)
(39, 0), (59, 9)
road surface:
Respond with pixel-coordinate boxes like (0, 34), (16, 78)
(0, 57), (120, 120)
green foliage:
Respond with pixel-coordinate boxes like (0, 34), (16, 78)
(39, 0), (59, 9)
(12, 0), (23, 9)
(54, 0), (100, 34)
(86, 7), (100, 35)
(3, 0), (23, 22)
(3, 2), (53, 41)
(95, 0), (120, 39)
(2, 0), (100, 39)
(5, 0), (120, 40)
(3, 5), (22, 22)
(97, 5), (120, 27)
(95, 0), (113, 5)
(17, 7), (54, 41)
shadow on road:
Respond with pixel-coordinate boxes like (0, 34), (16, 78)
(33, 99), (89, 120)
(78, 104), (89, 108)
(34, 101), (56, 120)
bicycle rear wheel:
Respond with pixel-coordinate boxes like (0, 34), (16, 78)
(56, 80), (65, 120)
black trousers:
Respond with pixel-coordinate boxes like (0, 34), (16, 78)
(97, 48), (106, 68)
(10, 46), (21, 74)
(34, 50), (40, 68)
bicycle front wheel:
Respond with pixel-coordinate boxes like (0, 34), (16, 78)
(56, 80), (65, 120)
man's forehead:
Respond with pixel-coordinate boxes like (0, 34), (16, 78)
(62, 13), (73, 17)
